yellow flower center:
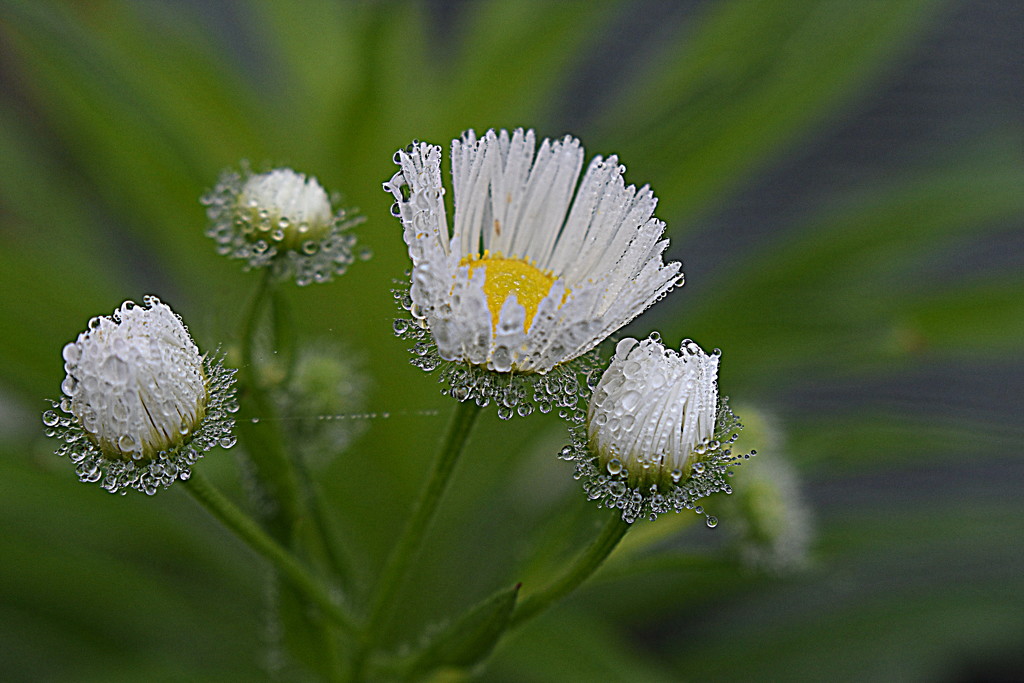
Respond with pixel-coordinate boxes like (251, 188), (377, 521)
(462, 252), (560, 332)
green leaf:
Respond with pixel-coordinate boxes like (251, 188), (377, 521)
(490, 610), (680, 683)
(674, 150), (1024, 387)
(599, 0), (944, 224)
(397, 583), (521, 679)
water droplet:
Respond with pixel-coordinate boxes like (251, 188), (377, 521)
(42, 410), (59, 427)
(606, 458), (623, 475)
(250, 417), (260, 424)
(619, 390), (641, 412)
(705, 516), (718, 528)
(61, 376), (79, 397)
(219, 435), (237, 449)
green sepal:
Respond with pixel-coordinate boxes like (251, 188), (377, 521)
(399, 582), (521, 679)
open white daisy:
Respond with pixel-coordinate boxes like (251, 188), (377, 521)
(385, 129), (682, 414)
(563, 336), (748, 522)
(43, 296), (237, 494)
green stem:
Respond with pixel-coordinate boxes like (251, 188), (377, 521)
(258, 279), (352, 585)
(241, 269), (273, 374)
(296, 452), (354, 588)
(359, 399), (482, 644)
(511, 513), (632, 627)
(181, 470), (356, 635)
(238, 270), (304, 543)
(270, 284), (298, 384)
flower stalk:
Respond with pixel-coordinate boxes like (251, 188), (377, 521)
(237, 271), (305, 543)
(511, 512), (632, 627)
(181, 470), (356, 635)
(360, 399), (482, 645)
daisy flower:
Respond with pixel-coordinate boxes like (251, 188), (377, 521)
(203, 165), (365, 285)
(563, 336), (748, 523)
(43, 296), (237, 494)
(384, 129), (682, 417)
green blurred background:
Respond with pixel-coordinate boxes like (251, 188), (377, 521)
(1, 0), (1021, 680)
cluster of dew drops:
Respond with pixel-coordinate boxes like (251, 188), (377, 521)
(392, 287), (598, 420)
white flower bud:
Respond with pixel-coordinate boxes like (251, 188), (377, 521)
(589, 337), (720, 486)
(203, 164), (365, 285)
(238, 169), (334, 248)
(565, 335), (749, 523)
(43, 296), (238, 494)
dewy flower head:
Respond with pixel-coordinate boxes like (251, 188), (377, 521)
(563, 336), (749, 523)
(203, 164), (366, 285)
(384, 129), (682, 415)
(43, 296), (238, 494)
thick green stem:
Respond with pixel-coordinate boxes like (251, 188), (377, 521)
(181, 470), (356, 635)
(361, 399), (482, 640)
(511, 513), (632, 627)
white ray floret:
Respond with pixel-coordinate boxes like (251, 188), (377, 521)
(385, 129), (683, 375)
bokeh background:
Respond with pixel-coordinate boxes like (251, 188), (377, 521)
(1, 1), (1022, 680)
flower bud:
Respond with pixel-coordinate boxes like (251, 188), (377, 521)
(43, 296), (238, 494)
(716, 408), (812, 572)
(203, 164), (365, 285)
(272, 343), (366, 468)
(565, 336), (749, 523)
